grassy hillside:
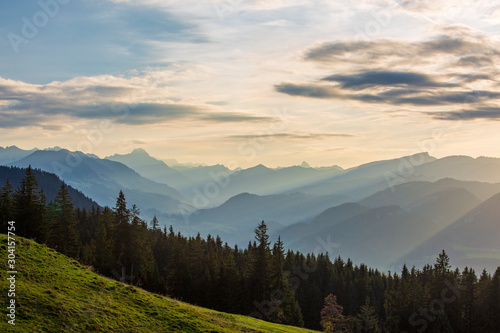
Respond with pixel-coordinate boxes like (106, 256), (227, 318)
(0, 234), (317, 333)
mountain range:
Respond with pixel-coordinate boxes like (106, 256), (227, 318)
(1, 145), (499, 272)
(4, 148), (190, 221)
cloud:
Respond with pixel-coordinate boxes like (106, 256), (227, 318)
(457, 56), (495, 67)
(261, 19), (293, 27)
(275, 83), (340, 99)
(0, 74), (272, 129)
(276, 30), (500, 120)
(201, 112), (271, 122)
(226, 132), (355, 139)
(276, 81), (500, 107)
(427, 107), (500, 121)
(322, 71), (450, 90)
(304, 35), (499, 66)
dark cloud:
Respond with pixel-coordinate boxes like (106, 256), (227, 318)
(322, 71), (449, 90)
(78, 86), (137, 98)
(457, 56), (495, 67)
(202, 113), (272, 123)
(427, 107), (500, 120)
(420, 36), (470, 54)
(276, 80), (500, 108)
(304, 41), (376, 61)
(275, 83), (340, 98)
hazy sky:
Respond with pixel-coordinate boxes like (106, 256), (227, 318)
(1, 0), (499, 168)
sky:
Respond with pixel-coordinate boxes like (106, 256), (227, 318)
(0, 0), (499, 169)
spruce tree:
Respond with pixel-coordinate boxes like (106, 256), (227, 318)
(114, 190), (131, 282)
(270, 236), (304, 326)
(0, 178), (13, 231)
(355, 297), (381, 333)
(150, 215), (159, 230)
(251, 221), (272, 303)
(128, 204), (154, 286)
(94, 207), (117, 275)
(13, 165), (46, 241)
(487, 267), (500, 332)
(48, 182), (80, 257)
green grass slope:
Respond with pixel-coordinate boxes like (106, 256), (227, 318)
(0, 235), (317, 333)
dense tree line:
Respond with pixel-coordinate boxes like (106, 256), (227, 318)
(0, 165), (98, 210)
(1, 167), (499, 332)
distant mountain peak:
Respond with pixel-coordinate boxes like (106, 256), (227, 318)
(248, 164), (268, 170)
(1, 145), (37, 152)
(300, 161), (311, 168)
(131, 148), (149, 155)
(44, 146), (64, 151)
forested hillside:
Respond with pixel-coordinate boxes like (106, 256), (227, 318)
(1, 167), (499, 332)
(0, 234), (317, 333)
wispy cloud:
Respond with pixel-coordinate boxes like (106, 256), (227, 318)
(226, 132), (355, 139)
(0, 73), (272, 129)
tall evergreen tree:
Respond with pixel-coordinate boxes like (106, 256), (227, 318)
(94, 207), (117, 275)
(250, 221), (272, 304)
(270, 236), (304, 326)
(459, 267), (477, 332)
(128, 204), (154, 286)
(13, 165), (46, 241)
(487, 267), (500, 332)
(355, 297), (381, 333)
(47, 182), (80, 257)
(0, 178), (14, 231)
(150, 215), (159, 230)
(114, 190), (131, 282)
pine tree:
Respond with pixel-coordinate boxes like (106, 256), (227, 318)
(47, 182), (80, 257)
(270, 236), (304, 326)
(113, 190), (131, 282)
(459, 267), (477, 332)
(487, 267), (500, 332)
(128, 205), (154, 286)
(94, 207), (117, 275)
(0, 178), (14, 231)
(150, 215), (159, 230)
(250, 221), (272, 303)
(427, 250), (455, 333)
(474, 269), (491, 331)
(13, 165), (46, 241)
(355, 297), (381, 333)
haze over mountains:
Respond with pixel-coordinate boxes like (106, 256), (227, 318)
(1, 145), (499, 272)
